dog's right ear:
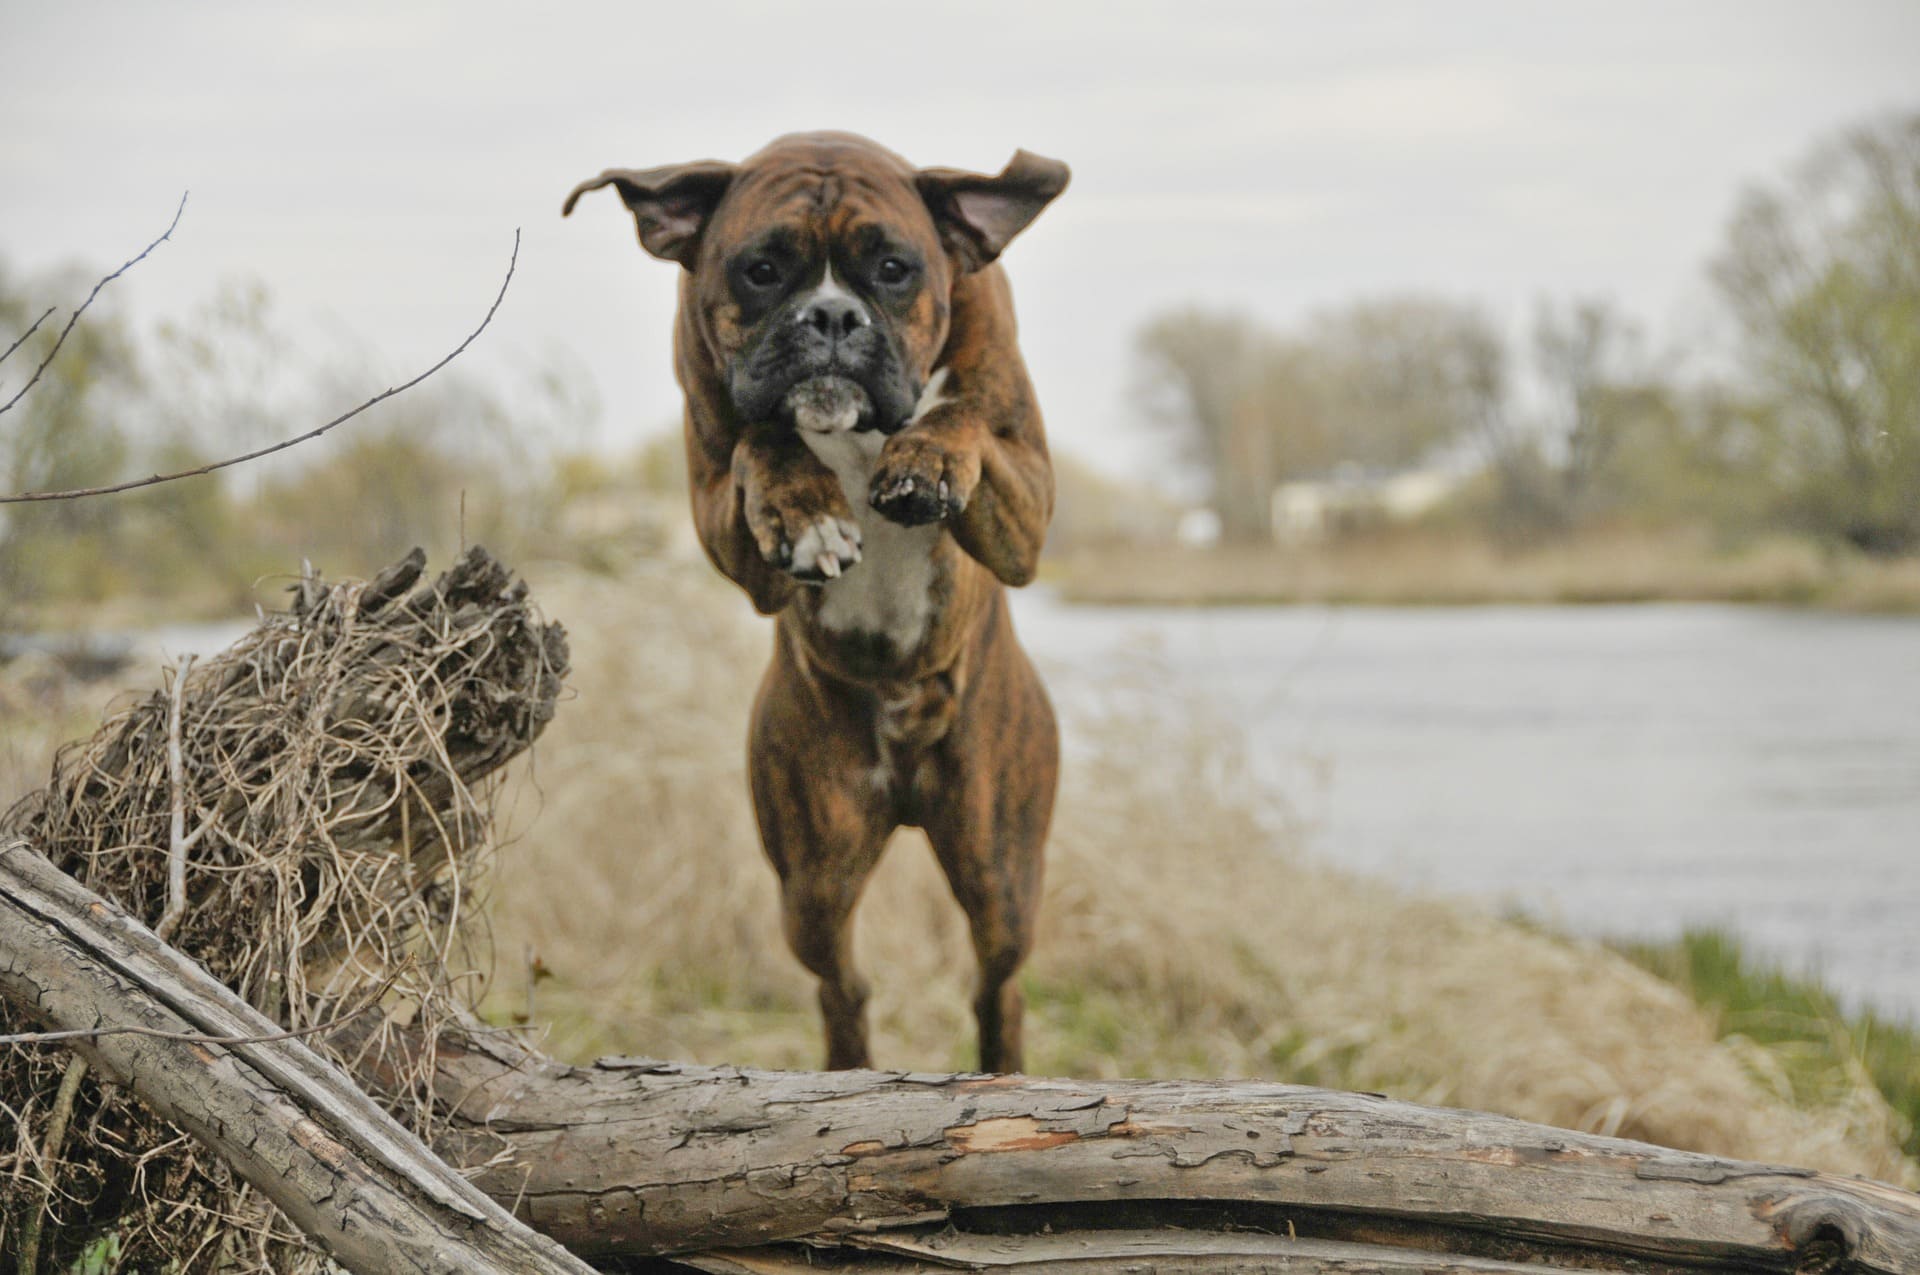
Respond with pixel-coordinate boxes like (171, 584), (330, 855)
(917, 150), (1070, 274)
(562, 161), (738, 268)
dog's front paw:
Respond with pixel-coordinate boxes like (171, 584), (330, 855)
(784, 512), (863, 581)
(869, 433), (978, 527)
(743, 473), (862, 581)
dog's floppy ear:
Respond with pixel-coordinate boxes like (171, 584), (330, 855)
(562, 160), (738, 268)
(917, 150), (1070, 274)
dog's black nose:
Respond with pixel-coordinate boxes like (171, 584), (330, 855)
(800, 296), (869, 338)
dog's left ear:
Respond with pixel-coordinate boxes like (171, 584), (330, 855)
(563, 160), (739, 268)
(917, 150), (1070, 274)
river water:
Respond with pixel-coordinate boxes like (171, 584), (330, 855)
(1010, 594), (1920, 1024)
(110, 597), (1919, 1022)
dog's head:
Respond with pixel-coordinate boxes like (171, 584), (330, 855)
(565, 132), (1068, 438)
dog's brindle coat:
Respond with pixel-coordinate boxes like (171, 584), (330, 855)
(565, 133), (1067, 1071)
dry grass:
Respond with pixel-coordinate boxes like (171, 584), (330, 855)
(484, 556), (1917, 1187)
(1047, 527), (1920, 609)
(0, 656), (121, 817)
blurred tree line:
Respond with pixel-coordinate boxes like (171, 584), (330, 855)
(1139, 111), (1920, 552)
(0, 271), (604, 627)
(3, 110), (1912, 629)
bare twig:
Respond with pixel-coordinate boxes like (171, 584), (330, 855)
(0, 306), (55, 369)
(156, 655), (198, 944)
(0, 228), (521, 504)
(0, 193), (187, 419)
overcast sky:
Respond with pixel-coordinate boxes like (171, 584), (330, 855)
(3, 1), (1917, 480)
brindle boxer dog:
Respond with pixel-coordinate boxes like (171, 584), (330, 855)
(564, 133), (1067, 1072)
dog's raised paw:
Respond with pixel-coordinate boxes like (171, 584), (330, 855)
(869, 459), (969, 527)
(785, 514), (863, 581)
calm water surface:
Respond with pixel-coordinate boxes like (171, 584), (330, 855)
(129, 600), (1919, 1022)
(1011, 594), (1920, 1023)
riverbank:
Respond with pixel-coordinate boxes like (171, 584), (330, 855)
(1620, 928), (1920, 1163)
(1045, 527), (1920, 610)
(4, 564), (1914, 1186)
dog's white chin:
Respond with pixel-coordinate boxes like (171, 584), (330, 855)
(784, 376), (872, 434)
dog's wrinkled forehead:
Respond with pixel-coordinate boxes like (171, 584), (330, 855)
(702, 135), (942, 270)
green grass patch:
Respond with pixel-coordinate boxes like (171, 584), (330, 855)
(1619, 928), (1919, 1161)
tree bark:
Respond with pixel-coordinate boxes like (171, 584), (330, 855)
(411, 1026), (1920, 1273)
(0, 838), (594, 1275)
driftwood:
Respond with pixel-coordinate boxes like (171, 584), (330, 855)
(415, 1022), (1920, 1273)
(3, 547), (1918, 1273)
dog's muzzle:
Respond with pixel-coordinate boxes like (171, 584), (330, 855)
(784, 375), (876, 434)
(729, 286), (917, 432)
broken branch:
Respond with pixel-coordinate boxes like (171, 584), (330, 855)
(0, 193), (186, 420)
(0, 229), (519, 504)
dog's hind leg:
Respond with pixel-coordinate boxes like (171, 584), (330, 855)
(754, 768), (890, 1069)
(749, 650), (894, 1070)
(756, 783), (890, 1067)
(922, 612), (1058, 1074)
(775, 828), (888, 1070)
(924, 752), (1053, 1073)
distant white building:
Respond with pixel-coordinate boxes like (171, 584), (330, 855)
(1175, 507), (1222, 547)
(1270, 465), (1464, 543)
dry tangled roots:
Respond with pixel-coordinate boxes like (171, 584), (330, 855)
(0, 546), (565, 1273)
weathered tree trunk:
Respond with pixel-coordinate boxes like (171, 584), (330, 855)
(411, 1022), (1920, 1273)
(0, 838), (593, 1275)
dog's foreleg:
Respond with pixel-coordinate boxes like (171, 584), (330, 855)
(687, 426), (865, 615)
(867, 269), (1054, 586)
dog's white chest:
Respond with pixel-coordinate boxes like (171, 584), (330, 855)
(800, 429), (940, 653)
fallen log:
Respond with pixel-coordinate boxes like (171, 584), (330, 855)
(409, 1021), (1920, 1272)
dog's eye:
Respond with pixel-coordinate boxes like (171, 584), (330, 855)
(874, 257), (913, 286)
(745, 260), (781, 287)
